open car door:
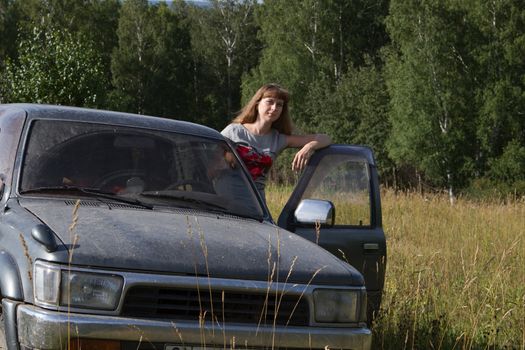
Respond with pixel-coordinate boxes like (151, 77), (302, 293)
(278, 145), (386, 323)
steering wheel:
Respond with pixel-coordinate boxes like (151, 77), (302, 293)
(165, 179), (214, 193)
(94, 169), (146, 191)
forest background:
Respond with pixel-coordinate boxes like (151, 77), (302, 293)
(1, 0), (524, 201)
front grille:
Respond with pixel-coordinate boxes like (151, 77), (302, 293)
(121, 286), (310, 326)
(120, 342), (320, 350)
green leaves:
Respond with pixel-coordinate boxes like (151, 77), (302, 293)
(110, 0), (192, 117)
(2, 26), (107, 107)
(386, 1), (479, 192)
(187, 0), (260, 126)
(1, 0), (523, 195)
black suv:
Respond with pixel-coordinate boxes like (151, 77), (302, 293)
(0, 104), (386, 350)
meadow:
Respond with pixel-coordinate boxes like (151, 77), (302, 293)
(266, 185), (525, 350)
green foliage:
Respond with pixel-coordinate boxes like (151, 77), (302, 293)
(7, 0), (120, 96)
(110, 0), (192, 117)
(244, 0), (342, 121)
(188, 0), (260, 128)
(465, 1), (525, 174)
(383, 1), (525, 195)
(243, 0), (392, 180)
(1, 0), (524, 197)
(306, 63), (392, 172)
(385, 1), (478, 193)
(488, 140), (525, 184)
(0, 0), (18, 63)
(463, 177), (525, 202)
(1, 26), (107, 106)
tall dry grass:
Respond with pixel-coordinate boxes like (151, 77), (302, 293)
(266, 185), (525, 350)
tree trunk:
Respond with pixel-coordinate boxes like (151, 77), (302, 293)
(447, 172), (456, 205)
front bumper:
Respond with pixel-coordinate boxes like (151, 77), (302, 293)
(17, 304), (372, 350)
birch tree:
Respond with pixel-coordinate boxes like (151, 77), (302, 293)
(385, 0), (478, 201)
(2, 26), (106, 106)
(243, 0), (334, 115)
(111, 0), (192, 117)
(8, 0), (120, 93)
(462, 1), (525, 186)
(243, 0), (388, 129)
(188, 0), (260, 126)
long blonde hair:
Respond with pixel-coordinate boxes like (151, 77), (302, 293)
(231, 83), (293, 135)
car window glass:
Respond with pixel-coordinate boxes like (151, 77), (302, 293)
(19, 120), (263, 218)
(0, 110), (25, 186)
(300, 154), (371, 226)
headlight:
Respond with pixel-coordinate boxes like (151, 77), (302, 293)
(313, 289), (363, 323)
(60, 270), (123, 310)
(34, 261), (123, 310)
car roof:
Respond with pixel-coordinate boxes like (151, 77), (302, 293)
(0, 103), (223, 140)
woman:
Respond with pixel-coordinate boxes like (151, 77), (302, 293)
(221, 83), (332, 202)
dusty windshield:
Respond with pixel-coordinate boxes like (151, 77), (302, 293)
(19, 120), (264, 219)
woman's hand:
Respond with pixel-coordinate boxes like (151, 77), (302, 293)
(292, 142), (315, 172)
(287, 133), (332, 172)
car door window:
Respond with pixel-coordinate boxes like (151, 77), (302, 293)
(300, 154), (371, 226)
(0, 110), (25, 188)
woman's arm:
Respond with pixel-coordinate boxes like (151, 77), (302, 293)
(286, 134), (332, 172)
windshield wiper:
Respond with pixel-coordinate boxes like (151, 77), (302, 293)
(20, 186), (154, 210)
(139, 191), (227, 210)
(140, 191), (263, 221)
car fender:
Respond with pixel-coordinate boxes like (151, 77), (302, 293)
(0, 251), (23, 300)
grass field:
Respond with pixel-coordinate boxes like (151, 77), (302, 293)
(266, 185), (525, 350)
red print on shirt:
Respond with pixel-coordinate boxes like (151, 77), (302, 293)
(236, 144), (273, 180)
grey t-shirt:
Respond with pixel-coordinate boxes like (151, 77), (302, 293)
(221, 123), (287, 195)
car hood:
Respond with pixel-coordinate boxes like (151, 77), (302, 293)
(20, 199), (363, 286)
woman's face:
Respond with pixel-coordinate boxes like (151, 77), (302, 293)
(257, 97), (284, 123)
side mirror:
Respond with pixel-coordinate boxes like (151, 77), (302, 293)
(294, 199), (335, 227)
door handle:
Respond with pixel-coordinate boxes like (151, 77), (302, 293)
(363, 243), (379, 251)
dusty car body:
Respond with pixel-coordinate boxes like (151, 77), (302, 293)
(0, 104), (386, 350)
